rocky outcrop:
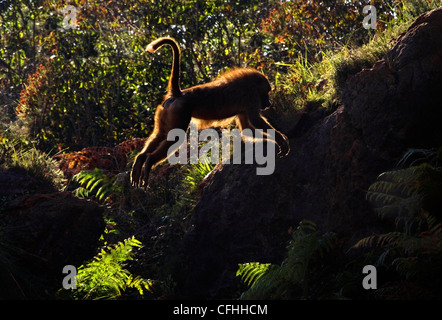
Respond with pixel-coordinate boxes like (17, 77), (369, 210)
(0, 168), (55, 199)
(0, 191), (104, 299)
(181, 8), (442, 298)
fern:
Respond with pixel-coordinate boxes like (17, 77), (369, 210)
(73, 168), (119, 203)
(354, 163), (442, 297)
(397, 148), (437, 168)
(366, 165), (439, 232)
(184, 156), (214, 190)
(237, 220), (336, 299)
(71, 236), (153, 300)
(236, 262), (272, 287)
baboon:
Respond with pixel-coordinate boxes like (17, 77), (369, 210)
(131, 37), (289, 188)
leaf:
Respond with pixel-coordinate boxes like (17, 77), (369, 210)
(73, 169), (117, 204)
(237, 220), (336, 299)
(72, 236), (151, 300)
(237, 262), (271, 287)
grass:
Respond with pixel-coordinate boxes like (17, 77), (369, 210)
(0, 136), (65, 190)
(183, 156), (215, 193)
(397, 0), (442, 20)
(269, 0), (437, 122)
(2, 0), (441, 300)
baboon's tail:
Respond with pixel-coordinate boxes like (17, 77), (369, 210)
(147, 37), (182, 97)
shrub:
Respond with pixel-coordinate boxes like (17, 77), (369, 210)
(0, 136), (64, 189)
(237, 220), (336, 299)
(65, 236), (153, 300)
(354, 161), (442, 299)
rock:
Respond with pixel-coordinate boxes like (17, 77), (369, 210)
(181, 8), (442, 298)
(0, 168), (55, 199)
(342, 7), (442, 156)
(0, 191), (105, 299)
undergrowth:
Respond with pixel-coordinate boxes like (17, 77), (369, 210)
(353, 155), (442, 299)
(0, 136), (65, 190)
(237, 148), (442, 300)
(2, 0), (442, 300)
(66, 152), (216, 298)
(237, 220), (337, 300)
(73, 168), (120, 204)
(184, 156), (215, 193)
(271, 3), (422, 123)
(60, 236), (153, 300)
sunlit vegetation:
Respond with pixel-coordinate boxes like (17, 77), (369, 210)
(1, 0), (441, 300)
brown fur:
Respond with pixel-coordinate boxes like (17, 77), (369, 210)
(131, 37), (289, 188)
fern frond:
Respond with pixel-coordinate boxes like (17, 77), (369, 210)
(237, 262), (272, 287)
(238, 220), (336, 299)
(354, 232), (419, 252)
(397, 148), (437, 168)
(352, 234), (378, 249)
(366, 166), (432, 231)
(392, 257), (419, 279)
(73, 168), (118, 203)
(73, 236), (152, 300)
(184, 156), (214, 189)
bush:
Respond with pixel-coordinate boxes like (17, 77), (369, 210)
(237, 220), (336, 299)
(63, 236), (153, 300)
(16, 31), (155, 151)
(0, 136), (64, 189)
(354, 162), (442, 299)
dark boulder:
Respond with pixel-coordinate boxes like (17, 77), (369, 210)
(0, 191), (104, 299)
(181, 7), (442, 298)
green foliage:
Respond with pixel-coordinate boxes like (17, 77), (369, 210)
(1, 0), (276, 150)
(354, 163), (442, 298)
(331, 20), (408, 94)
(73, 168), (120, 203)
(15, 25), (154, 151)
(365, 164), (442, 231)
(237, 220), (336, 299)
(260, 0), (396, 64)
(270, 11), (408, 119)
(397, 0), (442, 20)
(397, 148), (438, 168)
(0, 136), (64, 189)
(3, 0), (421, 152)
(270, 0), (441, 117)
(236, 262), (272, 287)
(68, 236), (153, 300)
(183, 156), (215, 192)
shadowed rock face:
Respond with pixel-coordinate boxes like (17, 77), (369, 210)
(181, 8), (442, 298)
(0, 191), (104, 299)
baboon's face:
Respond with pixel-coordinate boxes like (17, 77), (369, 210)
(261, 93), (271, 110)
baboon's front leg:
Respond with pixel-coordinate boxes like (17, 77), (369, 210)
(131, 154), (154, 189)
(131, 153), (147, 188)
(249, 113), (290, 157)
(139, 156), (153, 189)
(131, 132), (165, 188)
